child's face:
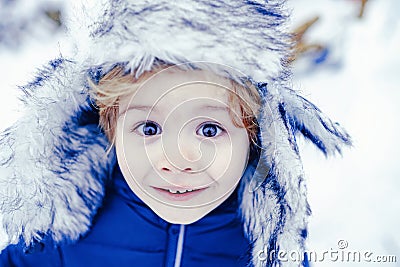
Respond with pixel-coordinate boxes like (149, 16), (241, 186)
(115, 68), (250, 224)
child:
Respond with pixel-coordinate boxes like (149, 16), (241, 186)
(0, 1), (351, 266)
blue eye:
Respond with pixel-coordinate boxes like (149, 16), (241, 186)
(135, 121), (162, 136)
(197, 123), (224, 137)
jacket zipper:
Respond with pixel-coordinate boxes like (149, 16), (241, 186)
(173, 225), (185, 267)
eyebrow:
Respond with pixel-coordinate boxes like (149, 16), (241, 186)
(200, 105), (230, 112)
(120, 105), (159, 116)
(120, 104), (230, 116)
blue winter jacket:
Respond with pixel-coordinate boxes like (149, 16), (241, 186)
(0, 165), (251, 267)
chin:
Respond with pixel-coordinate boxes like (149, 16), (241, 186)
(154, 205), (215, 225)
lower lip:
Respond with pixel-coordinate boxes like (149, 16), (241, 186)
(152, 187), (208, 201)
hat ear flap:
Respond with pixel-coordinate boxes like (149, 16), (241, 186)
(240, 82), (310, 267)
(279, 87), (352, 156)
(240, 82), (351, 266)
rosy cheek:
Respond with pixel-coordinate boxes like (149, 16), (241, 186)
(123, 145), (145, 173)
(215, 134), (249, 184)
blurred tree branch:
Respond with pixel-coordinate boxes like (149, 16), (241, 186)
(288, 0), (370, 65)
(45, 10), (61, 27)
(358, 0), (368, 18)
(288, 15), (325, 63)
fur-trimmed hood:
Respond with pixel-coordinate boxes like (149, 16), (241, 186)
(0, 1), (351, 266)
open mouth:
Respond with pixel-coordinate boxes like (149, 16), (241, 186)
(152, 186), (208, 201)
(161, 188), (201, 194)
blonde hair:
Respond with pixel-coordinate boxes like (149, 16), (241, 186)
(91, 65), (261, 148)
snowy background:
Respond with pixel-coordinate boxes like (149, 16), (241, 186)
(289, 1), (400, 266)
(0, 0), (399, 266)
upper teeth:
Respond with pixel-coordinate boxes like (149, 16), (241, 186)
(168, 189), (194, 194)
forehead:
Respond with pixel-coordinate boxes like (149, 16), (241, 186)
(119, 69), (233, 111)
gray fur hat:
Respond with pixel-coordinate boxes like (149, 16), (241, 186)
(0, 1), (351, 266)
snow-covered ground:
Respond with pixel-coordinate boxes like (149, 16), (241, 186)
(1, 1), (399, 266)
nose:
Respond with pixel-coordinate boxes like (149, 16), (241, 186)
(157, 131), (202, 174)
(159, 159), (194, 174)
(155, 156), (198, 189)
